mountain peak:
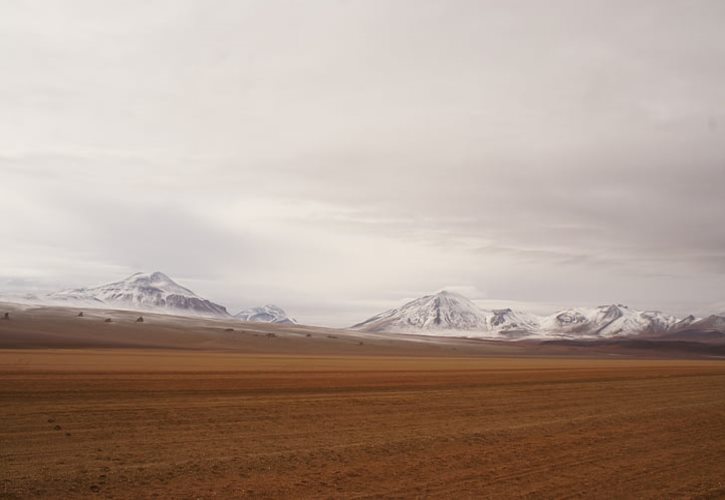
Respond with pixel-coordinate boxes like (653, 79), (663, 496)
(49, 272), (228, 318)
(148, 271), (171, 280)
(597, 304), (629, 311)
(352, 290), (488, 332)
(235, 304), (295, 324)
(126, 271), (174, 284)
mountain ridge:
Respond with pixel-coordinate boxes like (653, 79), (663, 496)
(1, 277), (722, 340)
(353, 290), (716, 340)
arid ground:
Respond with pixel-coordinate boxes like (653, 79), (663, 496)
(1, 350), (725, 499)
(1, 305), (725, 498)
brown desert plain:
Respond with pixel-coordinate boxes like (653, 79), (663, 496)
(1, 303), (724, 499)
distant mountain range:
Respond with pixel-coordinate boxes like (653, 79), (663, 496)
(2, 274), (723, 340)
(353, 290), (725, 340)
(5, 272), (293, 324)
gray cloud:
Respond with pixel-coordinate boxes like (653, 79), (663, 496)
(1, 0), (724, 325)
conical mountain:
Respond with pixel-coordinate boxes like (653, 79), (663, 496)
(49, 271), (229, 317)
(352, 290), (489, 333)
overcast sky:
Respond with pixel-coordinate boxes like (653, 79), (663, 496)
(1, 1), (724, 325)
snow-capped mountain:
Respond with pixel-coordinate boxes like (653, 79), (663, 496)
(484, 308), (540, 337)
(48, 272), (229, 317)
(353, 292), (686, 339)
(538, 305), (677, 338)
(671, 315), (697, 331)
(352, 291), (491, 334)
(679, 314), (725, 333)
(351, 290), (543, 338)
(235, 305), (296, 325)
(3, 275), (721, 341)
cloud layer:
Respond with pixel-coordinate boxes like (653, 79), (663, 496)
(1, 1), (724, 325)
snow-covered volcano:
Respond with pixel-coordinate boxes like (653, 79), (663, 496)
(235, 305), (296, 324)
(48, 272), (229, 317)
(352, 291), (489, 333)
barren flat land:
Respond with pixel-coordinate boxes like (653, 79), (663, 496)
(1, 349), (724, 499)
(1, 306), (725, 498)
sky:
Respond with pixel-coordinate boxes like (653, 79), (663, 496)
(1, 0), (724, 326)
